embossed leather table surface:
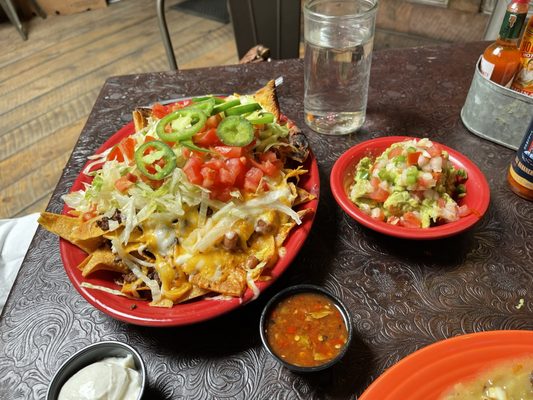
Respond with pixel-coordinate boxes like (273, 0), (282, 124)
(1, 42), (532, 399)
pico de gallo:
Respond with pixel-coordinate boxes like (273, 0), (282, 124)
(349, 138), (469, 228)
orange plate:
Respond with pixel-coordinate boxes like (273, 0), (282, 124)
(359, 330), (533, 400)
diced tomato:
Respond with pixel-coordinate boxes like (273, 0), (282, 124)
(427, 144), (442, 157)
(193, 128), (223, 147)
(225, 157), (246, 187)
(107, 137), (136, 163)
(82, 205), (97, 222)
(152, 103), (171, 119)
(401, 212), (421, 228)
(218, 167), (236, 186)
(368, 186), (390, 202)
(183, 156), (203, 185)
(206, 114), (222, 129)
(214, 146), (244, 158)
(370, 176), (382, 189)
(201, 166), (218, 188)
(407, 151), (421, 166)
(212, 187), (232, 202)
(140, 174), (163, 189)
(244, 167), (264, 192)
(388, 147), (403, 159)
(115, 173), (137, 192)
(457, 205), (471, 218)
(203, 158), (224, 171)
(169, 99), (192, 111)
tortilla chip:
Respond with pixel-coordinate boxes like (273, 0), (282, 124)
(133, 107), (153, 131)
(187, 252), (248, 297)
(294, 187), (316, 206)
(249, 234), (278, 269)
(38, 212), (104, 253)
(275, 208), (314, 248)
(254, 80), (280, 121)
(77, 247), (128, 277)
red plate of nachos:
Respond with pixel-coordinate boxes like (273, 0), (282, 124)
(39, 80), (319, 326)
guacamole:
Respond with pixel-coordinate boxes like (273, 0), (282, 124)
(349, 138), (468, 228)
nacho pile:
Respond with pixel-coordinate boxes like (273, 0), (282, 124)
(39, 81), (314, 308)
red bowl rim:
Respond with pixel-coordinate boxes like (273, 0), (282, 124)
(330, 136), (490, 239)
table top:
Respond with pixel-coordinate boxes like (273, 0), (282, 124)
(1, 41), (532, 399)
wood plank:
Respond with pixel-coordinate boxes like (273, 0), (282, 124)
(0, 89), (99, 163)
(0, 118), (86, 189)
(0, 151), (70, 217)
(1, 12), (209, 109)
(0, 0), (183, 69)
(14, 191), (53, 217)
(0, 0), (157, 82)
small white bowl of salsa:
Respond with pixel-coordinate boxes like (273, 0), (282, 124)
(259, 284), (352, 372)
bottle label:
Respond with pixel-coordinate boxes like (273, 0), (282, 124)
(510, 24), (533, 95)
(480, 56), (495, 79)
(510, 118), (533, 190)
(499, 11), (527, 40)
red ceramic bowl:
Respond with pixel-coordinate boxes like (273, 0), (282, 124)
(359, 330), (533, 400)
(60, 122), (320, 326)
(330, 136), (490, 239)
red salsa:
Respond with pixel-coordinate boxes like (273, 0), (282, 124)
(265, 292), (349, 367)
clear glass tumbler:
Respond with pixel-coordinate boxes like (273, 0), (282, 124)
(304, 0), (378, 135)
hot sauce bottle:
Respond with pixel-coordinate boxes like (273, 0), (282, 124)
(508, 116), (533, 201)
(480, 0), (530, 87)
(511, 16), (533, 96)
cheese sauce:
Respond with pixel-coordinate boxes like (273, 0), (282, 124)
(441, 357), (533, 400)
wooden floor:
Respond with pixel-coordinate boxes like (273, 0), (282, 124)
(0, 0), (238, 219)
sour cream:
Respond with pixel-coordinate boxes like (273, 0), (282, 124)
(58, 354), (141, 400)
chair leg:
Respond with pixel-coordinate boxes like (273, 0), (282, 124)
(156, 0), (178, 71)
(0, 0), (28, 40)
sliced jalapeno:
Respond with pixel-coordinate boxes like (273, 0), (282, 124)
(225, 103), (261, 116)
(247, 112), (274, 125)
(192, 96), (225, 104)
(185, 97), (216, 115)
(216, 116), (254, 147)
(212, 99), (241, 114)
(157, 109), (207, 142)
(135, 140), (176, 180)
(181, 139), (211, 153)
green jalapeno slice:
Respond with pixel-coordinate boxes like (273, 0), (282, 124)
(192, 95), (225, 104)
(134, 140), (177, 180)
(212, 99), (241, 114)
(185, 97), (216, 115)
(216, 116), (254, 147)
(225, 102), (261, 116)
(247, 112), (275, 125)
(157, 109), (207, 142)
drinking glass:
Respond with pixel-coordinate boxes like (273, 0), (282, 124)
(304, 0), (378, 135)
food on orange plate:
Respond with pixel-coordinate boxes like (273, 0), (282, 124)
(441, 357), (533, 400)
(264, 292), (349, 367)
(349, 138), (469, 228)
(39, 80), (315, 308)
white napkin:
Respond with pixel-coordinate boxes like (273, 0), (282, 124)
(0, 213), (39, 315)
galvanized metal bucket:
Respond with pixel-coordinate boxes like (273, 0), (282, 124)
(461, 57), (533, 150)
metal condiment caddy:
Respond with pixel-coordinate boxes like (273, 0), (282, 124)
(461, 57), (533, 150)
